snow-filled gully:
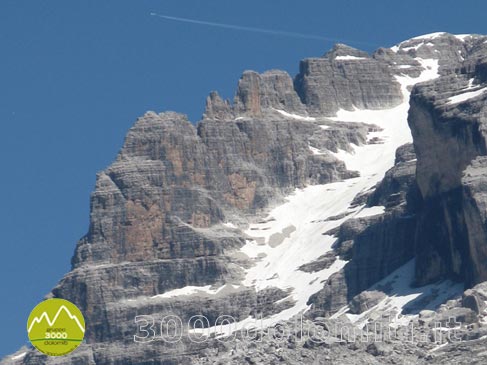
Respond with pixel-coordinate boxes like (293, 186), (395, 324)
(163, 57), (453, 335)
(228, 58), (443, 331)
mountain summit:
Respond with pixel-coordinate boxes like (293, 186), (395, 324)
(4, 33), (487, 365)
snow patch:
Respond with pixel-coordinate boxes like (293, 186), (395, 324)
(413, 58), (440, 82)
(390, 45), (399, 53)
(272, 108), (316, 121)
(410, 32), (446, 41)
(151, 284), (237, 299)
(337, 260), (464, 328)
(454, 34), (471, 41)
(353, 205), (385, 218)
(335, 55), (367, 61)
(402, 45), (423, 52)
(309, 145), (324, 155)
(329, 59), (438, 179)
(390, 33), (479, 53)
(403, 41), (436, 52)
(11, 352), (27, 360)
(447, 87), (487, 105)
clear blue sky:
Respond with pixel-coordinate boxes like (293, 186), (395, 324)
(1, 0), (486, 358)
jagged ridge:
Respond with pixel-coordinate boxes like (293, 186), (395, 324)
(4, 32), (487, 365)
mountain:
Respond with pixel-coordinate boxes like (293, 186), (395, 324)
(3, 32), (487, 364)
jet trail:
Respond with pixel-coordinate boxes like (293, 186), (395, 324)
(150, 12), (373, 46)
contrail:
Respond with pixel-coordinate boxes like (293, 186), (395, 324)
(150, 12), (373, 46)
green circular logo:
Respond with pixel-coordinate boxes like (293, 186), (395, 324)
(27, 298), (85, 356)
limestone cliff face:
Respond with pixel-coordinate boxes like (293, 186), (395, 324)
(206, 44), (407, 119)
(294, 44), (404, 116)
(409, 56), (487, 287)
(234, 70), (307, 117)
(44, 103), (364, 364)
(308, 144), (420, 316)
(204, 69), (307, 120)
(5, 33), (487, 365)
(74, 111), (356, 267)
(309, 34), (487, 317)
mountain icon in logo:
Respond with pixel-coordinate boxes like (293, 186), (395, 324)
(27, 304), (85, 333)
(27, 298), (85, 356)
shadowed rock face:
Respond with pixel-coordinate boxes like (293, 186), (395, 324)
(308, 147), (420, 317)
(308, 34), (487, 318)
(5, 33), (487, 365)
(409, 57), (487, 287)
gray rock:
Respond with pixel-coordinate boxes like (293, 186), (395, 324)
(435, 307), (478, 325)
(234, 70), (307, 117)
(204, 69), (307, 119)
(368, 143), (418, 209)
(366, 342), (392, 357)
(335, 239), (353, 261)
(409, 62), (487, 286)
(298, 251), (337, 273)
(7, 32), (487, 365)
(307, 270), (349, 318)
(349, 290), (387, 314)
(462, 282), (487, 314)
(294, 44), (404, 116)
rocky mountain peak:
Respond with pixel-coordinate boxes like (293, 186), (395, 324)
(324, 43), (370, 59)
(5, 33), (487, 365)
(390, 32), (487, 72)
(233, 69), (307, 117)
(203, 91), (233, 120)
